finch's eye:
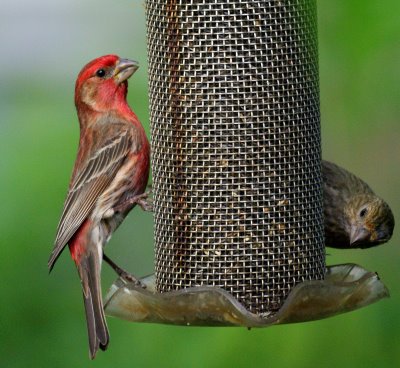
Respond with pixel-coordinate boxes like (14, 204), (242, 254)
(96, 69), (106, 78)
(359, 208), (368, 218)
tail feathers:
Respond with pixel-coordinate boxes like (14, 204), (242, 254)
(77, 249), (109, 359)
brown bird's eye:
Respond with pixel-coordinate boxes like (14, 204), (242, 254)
(359, 208), (368, 218)
(96, 69), (106, 78)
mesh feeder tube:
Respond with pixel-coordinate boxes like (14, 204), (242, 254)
(148, 0), (325, 314)
(104, 0), (390, 325)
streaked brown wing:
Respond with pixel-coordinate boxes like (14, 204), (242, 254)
(48, 127), (133, 270)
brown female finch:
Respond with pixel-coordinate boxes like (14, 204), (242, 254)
(322, 160), (394, 249)
(48, 55), (150, 359)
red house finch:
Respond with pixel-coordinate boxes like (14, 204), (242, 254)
(48, 55), (150, 359)
(322, 160), (394, 249)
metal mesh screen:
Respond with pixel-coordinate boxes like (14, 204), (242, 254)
(146, 0), (325, 314)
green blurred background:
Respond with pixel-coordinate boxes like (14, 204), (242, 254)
(1, 1), (399, 366)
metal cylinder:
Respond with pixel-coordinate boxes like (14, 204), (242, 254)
(146, 0), (325, 314)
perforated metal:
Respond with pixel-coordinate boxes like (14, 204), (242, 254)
(146, 0), (325, 314)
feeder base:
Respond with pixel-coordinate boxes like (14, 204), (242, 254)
(104, 264), (389, 327)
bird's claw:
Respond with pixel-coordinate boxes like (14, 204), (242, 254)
(136, 197), (153, 212)
(134, 190), (153, 212)
(115, 191), (153, 213)
(103, 253), (146, 288)
(120, 272), (147, 289)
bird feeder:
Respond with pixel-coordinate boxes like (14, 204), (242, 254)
(104, 0), (388, 326)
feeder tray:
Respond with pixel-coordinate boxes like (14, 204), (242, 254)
(104, 264), (389, 326)
(105, 0), (391, 326)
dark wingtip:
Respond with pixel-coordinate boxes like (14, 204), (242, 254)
(47, 252), (58, 273)
(48, 241), (67, 273)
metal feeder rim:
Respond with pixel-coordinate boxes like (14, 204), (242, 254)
(104, 263), (389, 327)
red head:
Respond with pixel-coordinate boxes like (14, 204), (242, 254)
(74, 55), (139, 120)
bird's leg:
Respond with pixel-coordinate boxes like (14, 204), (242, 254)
(103, 253), (146, 288)
(115, 191), (153, 213)
(135, 192), (153, 212)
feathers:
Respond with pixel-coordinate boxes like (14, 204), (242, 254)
(48, 123), (136, 271)
(76, 244), (109, 359)
(322, 160), (394, 249)
(49, 55), (150, 359)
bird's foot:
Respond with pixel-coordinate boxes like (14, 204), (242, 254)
(135, 193), (153, 212)
(118, 270), (146, 288)
(115, 191), (153, 213)
(103, 253), (146, 289)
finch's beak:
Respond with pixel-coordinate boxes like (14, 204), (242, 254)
(350, 225), (370, 247)
(113, 58), (139, 84)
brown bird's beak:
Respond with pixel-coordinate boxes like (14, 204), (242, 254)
(350, 225), (370, 246)
(113, 58), (139, 84)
